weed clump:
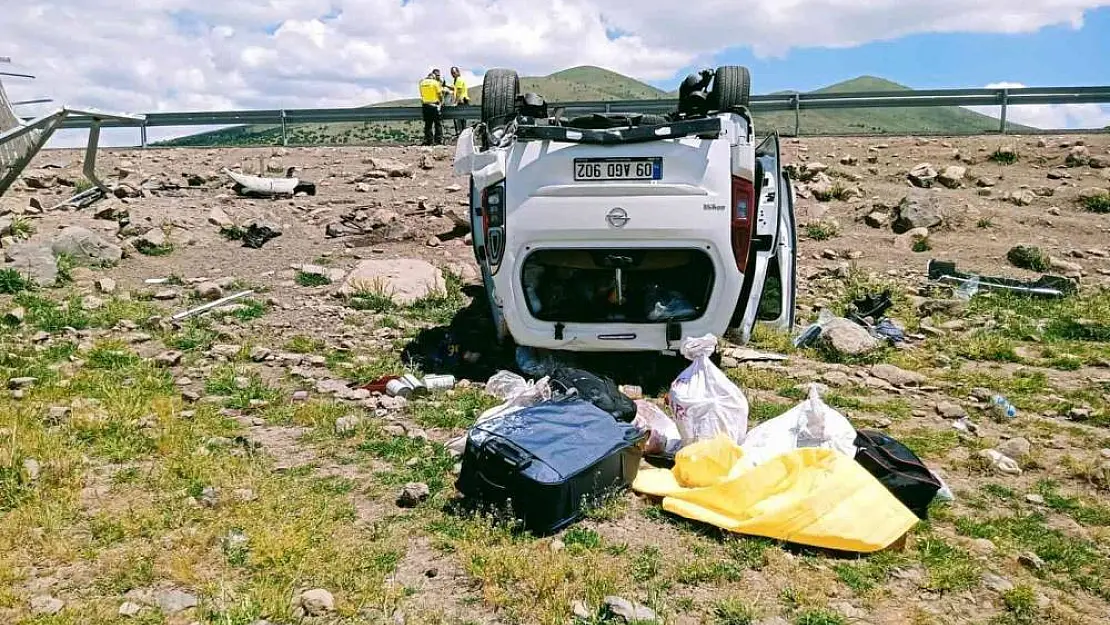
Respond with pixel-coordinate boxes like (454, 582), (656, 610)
(989, 146), (1019, 165)
(1079, 192), (1110, 214)
(1006, 245), (1050, 272)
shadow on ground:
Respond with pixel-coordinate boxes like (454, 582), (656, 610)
(401, 285), (692, 395)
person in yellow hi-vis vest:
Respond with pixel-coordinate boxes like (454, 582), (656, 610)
(450, 66), (469, 136)
(419, 69), (445, 145)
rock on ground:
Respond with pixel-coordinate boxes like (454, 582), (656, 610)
(51, 226), (122, 266)
(907, 163), (938, 188)
(30, 595), (64, 615)
(864, 211), (890, 229)
(154, 589), (198, 614)
(208, 207), (234, 228)
(1066, 145), (1091, 167)
(997, 437), (1032, 463)
(134, 228), (169, 251)
(935, 401), (968, 419)
(294, 588), (336, 616)
(819, 318), (881, 357)
(937, 165), (967, 189)
(1009, 189), (1036, 206)
(365, 157), (412, 178)
(893, 227), (929, 251)
(338, 258), (446, 305)
(893, 192), (943, 234)
(397, 482), (431, 508)
(118, 601), (144, 616)
(603, 596), (658, 623)
(870, 364), (927, 387)
(194, 281), (225, 300)
(4, 243), (58, 286)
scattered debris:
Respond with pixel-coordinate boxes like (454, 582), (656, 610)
(241, 219), (283, 249)
(980, 449), (1022, 475)
(224, 167), (315, 197)
(170, 290), (255, 322)
(928, 259), (1075, 299)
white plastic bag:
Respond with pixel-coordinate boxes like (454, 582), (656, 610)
(739, 383), (857, 467)
(632, 400), (682, 456)
(667, 334), (749, 446)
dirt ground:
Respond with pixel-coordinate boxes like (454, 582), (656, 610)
(1, 133), (1109, 625)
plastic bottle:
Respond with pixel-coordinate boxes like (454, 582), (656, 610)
(990, 395), (1017, 419)
(955, 275), (980, 301)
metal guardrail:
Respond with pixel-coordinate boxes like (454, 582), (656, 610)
(49, 85), (1110, 145)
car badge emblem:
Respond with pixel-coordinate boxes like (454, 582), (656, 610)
(606, 207), (629, 228)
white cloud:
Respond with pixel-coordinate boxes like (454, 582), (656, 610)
(965, 81), (1110, 130)
(2, 1), (1108, 147)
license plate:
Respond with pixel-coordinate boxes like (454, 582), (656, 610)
(574, 157), (662, 181)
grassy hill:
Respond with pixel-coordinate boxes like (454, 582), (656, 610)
(754, 75), (1023, 135)
(157, 68), (1019, 147)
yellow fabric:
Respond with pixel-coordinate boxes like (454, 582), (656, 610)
(453, 77), (468, 101)
(633, 436), (918, 553)
(419, 78), (442, 104)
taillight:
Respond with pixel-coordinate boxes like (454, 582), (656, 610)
(730, 175), (755, 272)
(482, 182), (506, 273)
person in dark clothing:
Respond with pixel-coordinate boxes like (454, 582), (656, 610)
(419, 69), (445, 145)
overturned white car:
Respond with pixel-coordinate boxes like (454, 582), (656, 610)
(454, 66), (797, 354)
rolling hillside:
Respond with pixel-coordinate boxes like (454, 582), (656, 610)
(755, 75), (1023, 135)
(158, 67), (1019, 147)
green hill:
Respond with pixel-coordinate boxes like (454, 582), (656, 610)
(157, 68), (1019, 147)
(755, 75), (1024, 135)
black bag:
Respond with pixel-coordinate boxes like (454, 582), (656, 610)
(853, 430), (942, 519)
(456, 396), (647, 534)
(549, 367), (637, 422)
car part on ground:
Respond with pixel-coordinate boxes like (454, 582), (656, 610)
(927, 259), (1077, 298)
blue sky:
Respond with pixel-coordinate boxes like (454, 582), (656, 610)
(665, 7), (1110, 93)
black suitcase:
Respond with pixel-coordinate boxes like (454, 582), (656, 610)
(853, 429), (943, 519)
(456, 396), (647, 534)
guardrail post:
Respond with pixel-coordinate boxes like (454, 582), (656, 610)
(605, 103), (611, 114)
(281, 110), (288, 146)
(793, 94), (801, 136)
(998, 88), (1009, 134)
(140, 122), (147, 149)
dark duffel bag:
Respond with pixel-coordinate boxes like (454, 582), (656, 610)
(853, 429), (943, 520)
(456, 396), (647, 534)
(549, 366), (637, 422)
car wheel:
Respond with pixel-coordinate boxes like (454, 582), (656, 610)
(481, 68), (520, 126)
(709, 66), (751, 110)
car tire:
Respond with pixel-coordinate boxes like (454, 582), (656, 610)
(481, 68), (519, 126)
(710, 66), (751, 110)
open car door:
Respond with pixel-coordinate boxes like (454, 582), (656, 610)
(730, 132), (797, 342)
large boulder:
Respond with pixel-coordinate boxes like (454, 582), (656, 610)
(4, 244), (58, 286)
(892, 192), (943, 234)
(51, 226), (122, 266)
(819, 318), (881, 358)
(338, 259), (445, 305)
